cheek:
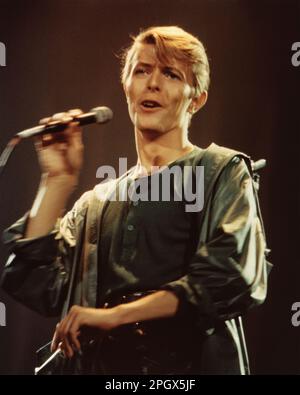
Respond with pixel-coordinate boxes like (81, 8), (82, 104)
(170, 88), (191, 113)
(126, 83), (139, 111)
(125, 90), (135, 112)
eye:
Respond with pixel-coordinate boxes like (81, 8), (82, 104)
(164, 70), (181, 80)
(134, 68), (148, 75)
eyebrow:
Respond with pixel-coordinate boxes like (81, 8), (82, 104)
(134, 61), (185, 79)
(163, 66), (185, 79)
(134, 61), (153, 68)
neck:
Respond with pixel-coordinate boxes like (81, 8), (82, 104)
(133, 127), (194, 176)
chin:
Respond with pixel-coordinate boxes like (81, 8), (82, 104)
(136, 120), (164, 134)
(140, 125), (165, 135)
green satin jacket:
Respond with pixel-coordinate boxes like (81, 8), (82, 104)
(1, 143), (270, 374)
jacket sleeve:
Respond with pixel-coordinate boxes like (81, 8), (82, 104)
(161, 157), (268, 331)
(0, 192), (90, 317)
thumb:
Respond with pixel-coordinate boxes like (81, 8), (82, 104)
(51, 323), (60, 352)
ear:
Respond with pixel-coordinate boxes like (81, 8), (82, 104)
(188, 90), (208, 114)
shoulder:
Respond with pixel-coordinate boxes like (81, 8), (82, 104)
(202, 142), (250, 164)
(201, 142), (252, 179)
(72, 190), (93, 214)
(207, 144), (254, 201)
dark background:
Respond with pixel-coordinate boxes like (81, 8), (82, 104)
(0, 0), (299, 375)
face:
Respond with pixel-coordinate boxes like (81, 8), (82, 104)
(124, 43), (196, 136)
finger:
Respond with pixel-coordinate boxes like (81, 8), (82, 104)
(39, 117), (51, 125)
(41, 133), (54, 148)
(53, 130), (69, 144)
(40, 128), (70, 147)
(56, 315), (69, 338)
(58, 342), (65, 357)
(51, 323), (60, 352)
(57, 327), (74, 359)
(73, 131), (84, 152)
(54, 317), (68, 345)
(58, 341), (72, 359)
(68, 108), (83, 117)
(51, 112), (69, 121)
(57, 142), (68, 151)
(65, 121), (81, 134)
(51, 119), (79, 146)
(68, 319), (82, 351)
(60, 327), (82, 355)
(63, 339), (74, 359)
(67, 123), (83, 148)
(57, 314), (77, 358)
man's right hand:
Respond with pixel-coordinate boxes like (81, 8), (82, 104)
(35, 108), (84, 182)
(24, 109), (85, 238)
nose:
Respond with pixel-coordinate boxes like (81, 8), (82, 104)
(147, 68), (161, 92)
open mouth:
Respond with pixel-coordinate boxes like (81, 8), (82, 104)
(140, 100), (162, 109)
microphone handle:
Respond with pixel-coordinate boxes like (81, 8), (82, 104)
(16, 113), (94, 139)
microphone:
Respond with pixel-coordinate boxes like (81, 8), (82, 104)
(16, 106), (113, 139)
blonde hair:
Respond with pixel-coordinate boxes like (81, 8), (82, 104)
(121, 26), (210, 96)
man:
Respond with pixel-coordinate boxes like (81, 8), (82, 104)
(1, 26), (268, 374)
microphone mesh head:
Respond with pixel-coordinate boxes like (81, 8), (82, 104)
(92, 106), (113, 124)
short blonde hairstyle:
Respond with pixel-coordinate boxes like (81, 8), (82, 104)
(121, 26), (210, 96)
